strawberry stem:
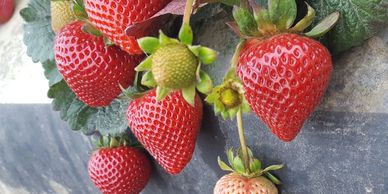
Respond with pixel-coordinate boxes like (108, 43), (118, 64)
(182, 0), (194, 25)
(237, 109), (250, 173)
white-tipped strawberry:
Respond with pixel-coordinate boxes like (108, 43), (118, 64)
(214, 148), (283, 194)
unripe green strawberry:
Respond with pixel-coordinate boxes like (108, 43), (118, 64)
(151, 43), (198, 89)
(51, 0), (77, 33)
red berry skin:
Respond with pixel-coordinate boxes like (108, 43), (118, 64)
(54, 21), (142, 107)
(237, 33), (332, 142)
(127, 90), (203, 175)
(84, 0), (172, 55)
(88, 147), (151, 194)
(0, 0), (14, 24)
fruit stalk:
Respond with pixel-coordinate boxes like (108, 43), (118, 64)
(182, 0), (194, 25)
(236, 109), (250, 172)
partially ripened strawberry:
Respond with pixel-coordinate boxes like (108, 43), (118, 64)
(88, 146), (151, 194)
(50, 0), (77, 32)
(127, 89), (202, 174)
(84, 0), (172, 54)
(214, 173), (278, 194)
(54, 21), (142, 107)
(214, 148), (283, 194)
(229, 0), (339, 141)
(0, 0), (14, 24)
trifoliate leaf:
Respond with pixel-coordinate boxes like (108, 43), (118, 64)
(20, 0), (54, 63)
(310, 0), (388, 54)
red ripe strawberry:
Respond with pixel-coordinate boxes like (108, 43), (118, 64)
(237, 34), (332, 141)
(54, 21), (142, 107)
(127, 89), (203, 174)
(88, 146), (151, 194)
(0, 0), (14, 24)
(84, 0), (172, 54)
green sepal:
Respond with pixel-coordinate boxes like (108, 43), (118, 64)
(159, 31), (179, 45)
(182, 84), (196, 107)
(262, 164), (284, 172)
(156, 86), (171, 101)
(198, 47), (218, 65)
(103, 37), (115, 47)
(250, 158), (262, 173)
(196, 70), (213, 95)
(218, 157), (234, 171)
(268, 0), (297, 30)
(233, 156), (246, 174)
(109, 137), (120, 148)
(291, 2), (316, 32)
(241, 97), (251, 113)
(227, 107), (239, 120)
(233, 5), (260, 36)
(304, 12), (340, 38)
(224, 67), (238, 81)
(81, 23), (102, 36)
(265, 172), (282, 185)
(141, 71), (157, 88)
(138, 37), (160, 54)
(179, 23), (193, 45)
(72, 0), (88, 20)
(227, 148), (235, 166)
(135, 57), (152, 71)
(188, 45), (200, 56)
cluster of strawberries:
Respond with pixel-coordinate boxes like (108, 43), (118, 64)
(51, 0), (339, 193)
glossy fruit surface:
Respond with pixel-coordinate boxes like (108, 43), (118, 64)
(84, 0), (171, 54)
(214, 173), (278, 194)
(0, 0), (14, 24)
(88, 146), (151, 194)
(127, 89), (202, 174)
(237, 33), (332, 141)
(54, 21), (142, 107)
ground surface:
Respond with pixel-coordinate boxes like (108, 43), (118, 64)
(0, 1), (388, 194)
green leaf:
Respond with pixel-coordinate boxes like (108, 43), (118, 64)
(310, 0), (388, 54)
(304, 12), (340, 38)
(218, 157), (234, 171)
(179, 23), (193, 45)
(42, 60), (63, 86)
(233, 156), (246, 174)
(138, 37), (160, 54)
(182, 84), (197, 106)
(196, 71), (213, 94)
(198, 47), (218, 65)
(20, 0), (55, 63)
(268, 0), (297, 30)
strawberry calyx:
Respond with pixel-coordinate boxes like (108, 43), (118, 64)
(218, 147), (283, 184)
(230, 0), (340, 39)
(96, 134), (142, 149)
(135, 24), (217, 106)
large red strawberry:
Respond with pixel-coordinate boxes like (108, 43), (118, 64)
(54, 21), (142, 107)
(84, 0), (172, 54)
(88, 146), (151, 194)
(228, 0), (339, 141)
(0, 0), (14, 24)
(127, 89), (203, 174)
(237, 34), (332, 141)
